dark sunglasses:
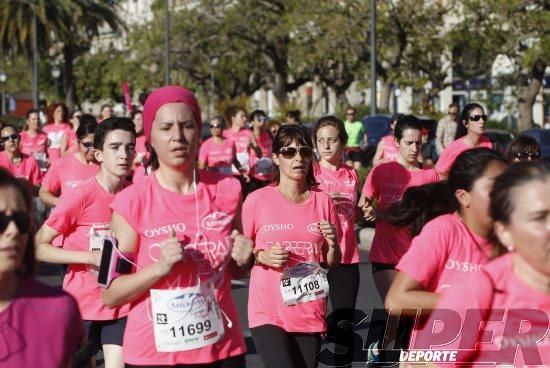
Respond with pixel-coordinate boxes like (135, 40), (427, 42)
(469, 114), (487, 122)
(0, 211), (31, 233)
(80, 141), (94, 149)
(0, 134), (20, 143)
(209, 124), (222, 129)
(278, 146), (314, 160)
(515, 151), (541, 161)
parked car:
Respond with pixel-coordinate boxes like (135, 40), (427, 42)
(484, 129), (515, 154)
(520, 129), (550, 161)
(360, 115), (392, 149)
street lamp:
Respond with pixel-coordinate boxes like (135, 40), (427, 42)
(51, 66), (60, 99)
(0, 71), (6, 116)
(209, 57), (219, 120)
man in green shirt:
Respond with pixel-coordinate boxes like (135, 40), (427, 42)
(343, 107), (367, 169)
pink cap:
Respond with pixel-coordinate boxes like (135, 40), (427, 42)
(142, 85), (202, 142)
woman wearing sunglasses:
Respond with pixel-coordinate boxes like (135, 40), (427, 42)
(198, 116), (248, 178)
(0, 169), (84, 367)
(357, 115), (440, 363)
(243, 124), (341, 368)
(102, 86), (252, 367)
(435, 103), (493, 178)
(39, 119), (99, 207)
(505, 135), (542, 163)
(0, 124), (43, 192)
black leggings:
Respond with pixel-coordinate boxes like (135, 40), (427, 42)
(328, 263), (360, 321)
(125, 354), (245, 368)
(251, 324), (321, 368)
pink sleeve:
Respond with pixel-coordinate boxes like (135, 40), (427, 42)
(30, 158), (42, 185)
(396, 218), (447, 288)
(42, 163), (61, 194)
(110, 186), (140, 230)
(45, 191), (82, 240)
(241, 194), (257, 240)
(434, 146), (456, 174)
(198, 141), (208, 162)
(361, 168), (376, 198)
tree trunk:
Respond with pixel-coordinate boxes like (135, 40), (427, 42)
(62, 45), (76, 109)
(271, 73), (288, 107)
(518, 60), (546, 132)
(379, 80), (392, 112)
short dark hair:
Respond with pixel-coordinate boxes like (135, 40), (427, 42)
(94, 117), (136, 150)
(505, 135), (541, 163)
(26, 108), (40, 119)
(313, 115), (348, 147)
(76, 118), (98, 141)
(0, 169), (35, 277)
(285, 110), (301, 122)
(130, 109), (142, 121)
(249, 109), (267, 121)
(394, 115), (422, 141)
(271, 124), (318, 187)
(223, 106), (247, 129)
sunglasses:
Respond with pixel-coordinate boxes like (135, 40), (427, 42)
(209, 124), (222, 129)
(0, 211), (31, 233)
(515, 151), (541, 161)
(469, 114), (487, 122)
(0, 134), (20, 143)
(278, 146), (314, 160)
(80, 141), (94, 149)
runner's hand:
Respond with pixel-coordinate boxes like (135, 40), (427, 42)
(230, 230), (254, 267)
(259, 244), (290, 268)
(156, 227), (183, 277)
(319, 220), (338, 248)
(362, 203), (376, 221)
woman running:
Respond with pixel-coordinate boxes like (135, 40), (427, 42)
(102, 85), (252, 367)
(384, 148), (508, 360)
(413, 162), (550, 366)
(312, 116), (360, 356)
(243, 124), (341, 368)
(36, 118), (136, 368)
(198, 116), (247, 177)
(42, 102), (73, 162)
(248, 110), (274, 194)
(19, 108), (49, 171)
(39, 119), (100, 207)
(0, 169), (83, 367)
(435, 103), (493, 178)
(372, 113), (401, 166)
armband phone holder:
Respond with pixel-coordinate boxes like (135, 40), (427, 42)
(98, 238), (135, 288)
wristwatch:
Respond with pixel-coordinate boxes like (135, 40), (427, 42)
(253, 249), (263, 266)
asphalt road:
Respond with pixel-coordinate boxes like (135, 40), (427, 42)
(37, 249), (383, 368)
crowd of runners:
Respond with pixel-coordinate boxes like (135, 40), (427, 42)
(0, 85), (548, 367)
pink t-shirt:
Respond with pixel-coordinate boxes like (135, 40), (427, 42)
(110, 171), (246, 365)
(42, 123), (72, 162)
(249, 131), (274, 181)
(19, 130), (48, 156)
(0, 152), (42, 186)
(41, 153), (99, 196)
(223, 128), (253, 172)
(411, 253), (550, 366)
(45, 176), (129, 320)
(243, 185), (341, 333)
(380, 135), (399, 163)
(0, 278), (83, 367)
(198, 137), (236, 174)
(435, 136), (493, 175)
(65, 129), (79, 155)
(362, 161), (440, 264)
(314, 162), (360, 264)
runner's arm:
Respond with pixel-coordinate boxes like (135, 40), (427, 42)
(372, 140), (385, 166)
(35, 224), (101, 266)
(39, 188), (60, 207)
(385, 271), (439, 317)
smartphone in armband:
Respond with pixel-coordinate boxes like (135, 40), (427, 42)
(98, 238), (135, 288)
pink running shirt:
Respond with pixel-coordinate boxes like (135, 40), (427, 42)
(41, 153), (99, 196)
(110, 171), (246, 365)
(223, 128), (253, 172)
(410, 253), (550, 366)
(65, 129), (79, 155)
(198, 137), (236, 174)
(42, 123), (72, 162)
(362, 161), (440, 265)
(0, 152), (42, 185)
(249, 131), (274, 181)
(314, 162), (360, 264)
(0, 278), (83, 368)
(45, 176), (129, 320)
(435, 136), (493, 175)
(380, 135), (400, 163)
(19, 130), (48, 156)
(243, 185), (341, 333)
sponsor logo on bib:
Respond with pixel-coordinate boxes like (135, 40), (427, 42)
(167, 292), (206, 314)
(201, 212), (232, 231)
(289, 262), (318, 277)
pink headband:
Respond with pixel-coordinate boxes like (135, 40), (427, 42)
(142, 85), (202, 142)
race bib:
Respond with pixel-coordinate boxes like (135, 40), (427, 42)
(150, 281), (225, 352)
(218, 165), (233, 175)
(280, 262), (329, 306)
(235, 151), (249, 170)
(88, 224), (110, 275)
